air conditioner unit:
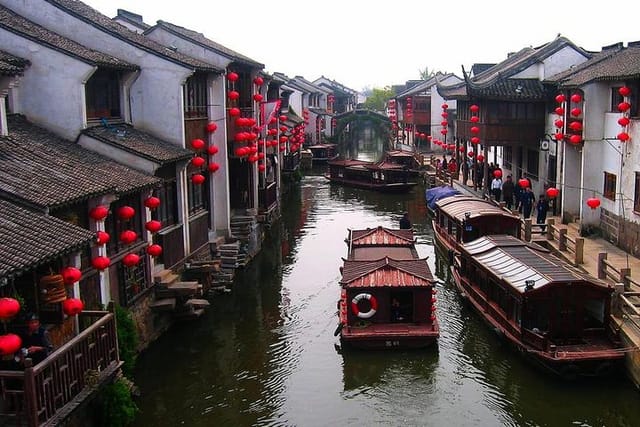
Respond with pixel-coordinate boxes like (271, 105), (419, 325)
(540, 140), (550, 151)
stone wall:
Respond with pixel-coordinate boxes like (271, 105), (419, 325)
(130, 291), (172, 352)
(599, 208), (640, 257)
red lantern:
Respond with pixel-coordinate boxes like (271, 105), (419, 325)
(569, 121), (583, 131)
(117, 206), (135, 220)
(62, 298), (84, 316)
(205, 122), (218, 133)
(471, 136), (480, 145)
(477, 154), (485, 162)
(441, 112), (448, 118)
(618, 132), (630, 142)
(0, 298), (20, 320)
(254, 76), (264, 86)
(258, 164), (266, 172)
(555, 94), (566, 103)
(442, 103), (449, 109)
(147, 244), (163, 257)
(586, 197), (601, 209)
(227, 71), (239, 82)
(555, 107), (565, 116)
(554, 119), (564, 128)
(440, 129), (448, 135)
(61, 266), (82, 285)
(447, 144), (455, 150)
(569, 134), (582, 145)
(122, 253), (140, 267)
(493, 169), (502, 179)
(470, 126), (480, 134)
(145, 220), (162, 233)
(89, 205), (109, 221)
(144, 196), (161, 209)
(458, 146), (465, 153)
(470, 116), (479, 123)
(570, 93), (582, 103)
(468, 151), (475, 158)
(228, 90), (240, 100)
(229, 107), (241, 117)
(619, 86), (631, 97)
(440, 120), (448, 127)
(546, 187), (560, 199)
(207, 145), (219, 155)
(208, 162), (220, 173)
(191, 156), (206, 168)
(92, 256), (111, 271)
(570, 107), (582, 117)
(618, 102), (631, 112)
(192, 174), (205, 185)
(618, 117), (630, 127)
(0, 334), (22, 356)
(518, 178), (530, 188)
(253, 94), (263, 102)
(469, 104), (479, 112)
(191, 138), (205, 150)
(554, 132), (565, 141)
(96, 230), (110, 245)
(119, 230), (138, 244)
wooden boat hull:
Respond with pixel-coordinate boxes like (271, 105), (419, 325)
(325, 175), (418, 193)
(340, 321), (440, 350)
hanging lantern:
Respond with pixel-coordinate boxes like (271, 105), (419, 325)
(554, 119), (564, 128)
(89, 205), (109, 221)
(458, 146), (465, 153)
(145, 220), (162, 233)
(546, 187), (560, 199)
(618, 117), (630, 127)
(570, 107), (582, 117)
(569, 121), (583, 131)
(253, 94), (263, 102)
(117, 206), (135, 221)
(227, 71), (239, 82)
(493, 169), (502, 178)
(441, 112), (448, 118)
(207, 145), (219, 155)
(61, 266), (82, 285)
(618, 102), (631, 112)
(470, 116), (479, 123)
(192, 174), (205, 185)
(617, 132), (631, 142)
(470, 126), (480, 134)
(205, 122), (218, 133)
(147, 244), (163, 257)
(468, 151), (475, 158)
(555, 94), (566, 103)
(0, 298), (20, 320)
(440, 129), (448, 135)
(586, 197), (601, 209)
(258, 164), (266, 172)
(119, 230), (138, 245)
(570, 93), (582, 103)
(440, 120), (448, 127)
(229, 107), (241, 117)
(469, 104), (479, 112)
(442, 103), (448, 109)
(92, 256), (111, 271)
(619, 86), (631, 97)
(555, 107), (565, 116)
(191, 156), (206, 168)
(227, 90), (240, 100)
(569, 134), (582, 145)
(279, 114), (287, 122)
(471, 136), (480, 144)
(96, 230), (110, 246)
(208, 162), (220, 173)
(0, 334), (22, 356)
(62, 298), (84, 316)
(518, 178), (530, 188)
(477, 154), (485, 162)
(144, 196), (161, 209)
(254, 76), (264, 86)
(122, 253), (141, 267)
(554, 132), (565, 141)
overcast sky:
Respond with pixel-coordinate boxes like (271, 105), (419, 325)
(83, 0), (639, 92)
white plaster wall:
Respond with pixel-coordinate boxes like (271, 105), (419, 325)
(621, 119), (639, 223)
(0, 0), (192, 146)
(511, 46), (589, 80)
(289, 90), (303, 115)
(77, 134), (158, 173)
(561, 143), (583, 221)
(0, 28), (92, 140)
(208, 76), (231, 235)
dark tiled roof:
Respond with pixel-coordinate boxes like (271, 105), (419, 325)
(46, 0), (221, 73)
(115, 9), (150, 31)
(152, 20), (263, 68)
(0, 5), (137, 70)
(82, 123), (193, 164)
(0, 115), (161, 209)
(468, 78), (547, 101)
(550, 45), (640, 88)
(0, 199), (94, 278)
(0, 49), (29, 76)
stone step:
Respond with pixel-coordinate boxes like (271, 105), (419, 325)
(155, 281), (202, 298)
(149, 298), (176, 312)
(184, 298), (210, 309)
(153, 269), (178, 284)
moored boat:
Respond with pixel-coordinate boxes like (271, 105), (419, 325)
(307, 143), (339, 162)
(451, 234), (626, 379)
(325, 159), (419, 193)
(425, 184), (461, 216)
(384, 149), (424, 181)
(336, 226), (439, 349)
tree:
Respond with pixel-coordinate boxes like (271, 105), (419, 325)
(363, 86), (395, 111)
(419, 67), (442, 80)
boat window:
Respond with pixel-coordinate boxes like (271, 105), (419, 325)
(583, 298), (605, 329)
(512, 297), (521, 325)
(390, 291), (413, 322)
(523, 299), (550, 332)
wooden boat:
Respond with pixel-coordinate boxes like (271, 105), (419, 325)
(384, 149), (424, 181)
(425, 185), (460, 217)
(336, 226), (439, 349)
(307, 143), (338, 162)
(325, 159), (419, 193)
(451, 234), (625, 379)
(432, 195), (521, 259)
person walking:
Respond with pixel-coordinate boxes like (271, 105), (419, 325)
(399, 212), (412, 229)
(490, 174), (502, 202)
(501, 175), (515, 209)
(536, 194), (550, 229)
(521, 187), (536, 219)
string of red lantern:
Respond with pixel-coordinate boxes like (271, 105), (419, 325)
(617, 86), (632, 142)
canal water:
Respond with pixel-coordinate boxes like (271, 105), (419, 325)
(133, 130), (640, 427)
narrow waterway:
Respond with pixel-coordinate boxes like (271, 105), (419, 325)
(133, 132), (640, 427)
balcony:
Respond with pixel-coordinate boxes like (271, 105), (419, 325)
(0, 311), (121, 427)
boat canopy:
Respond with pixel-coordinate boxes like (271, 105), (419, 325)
(425, 185), (461, 211)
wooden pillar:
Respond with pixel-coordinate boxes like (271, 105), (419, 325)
(621, 267), (632, 291)
(524, 218), (532, 242)
(546, 218), (555, 240)
(558, 229), (567, 251)
(24, 360), (38, 427)
(598, 252), (607, 279)
(574, 237), (584, 264)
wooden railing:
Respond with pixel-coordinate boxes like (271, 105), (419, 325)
(597, 252), (636, 291)
(522, 218), (584, 265)
(0, 311), (120, 427)
(258, 181), (277, 213)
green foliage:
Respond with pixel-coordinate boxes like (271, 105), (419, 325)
(363, 87), (395, 111)
(115, 304), (138, 377)
(97, 377), (138, 427)
(419, 67), (435, 80)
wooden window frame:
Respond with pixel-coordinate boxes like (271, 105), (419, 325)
(603, 171), (616, 201)
(86, 69), (122, 120)
(634, 172), (640, 213)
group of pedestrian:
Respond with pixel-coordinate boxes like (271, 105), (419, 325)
(488, 173), (550, 227)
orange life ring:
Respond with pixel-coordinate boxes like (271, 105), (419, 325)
(351, 293), (378, 319)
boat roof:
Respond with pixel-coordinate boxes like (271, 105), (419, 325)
(328, 158), (370, 167)
(461, 235), (608, 293)
(307, 143), (336, 149)
(426, 185), (461, 211)
(349, 226), (415, 246)
(436, 195), (520, 222)
(386, 150), (417, 158)
(340, 256), (434, 288)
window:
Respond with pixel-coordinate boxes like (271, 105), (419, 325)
(86, 69), (122, 120)
(184, 72), (208, 118)
(188, 174), (206, 214)
(603, 172), (616, 201)
(634, 172), (640, 213)
(154, 179), (177, 227)
(105, 195), (142, 255)
(503, 146), (513, 169)
(526, 149), (539, 180)
(611, 84), (638, 117)
(119, 253), (149, 306)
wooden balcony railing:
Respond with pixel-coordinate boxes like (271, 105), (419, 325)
(259, 182), (277, 213)
(0, 311), (121, 427)
(282, 152), (301, 172)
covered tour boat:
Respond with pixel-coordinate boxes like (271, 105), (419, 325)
(425, 184), (461, 217)
(307, 143), (339, 162)
(451, 234), (625, 379)
(384, 149), (424, 181)
(325, 159), (419, 193)
(336, 226), (439, 349)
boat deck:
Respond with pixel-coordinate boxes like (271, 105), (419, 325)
(341, 322), (439, 349)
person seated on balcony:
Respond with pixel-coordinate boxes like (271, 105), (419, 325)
(19, 313), (53, 365)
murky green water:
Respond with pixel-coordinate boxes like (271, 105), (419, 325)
(132, 130), (640, 427)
